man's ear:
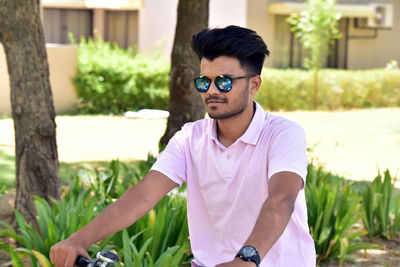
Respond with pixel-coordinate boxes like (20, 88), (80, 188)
(249, 75), (262, 95)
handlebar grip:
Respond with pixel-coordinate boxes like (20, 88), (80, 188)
(75, 255), (90, 267)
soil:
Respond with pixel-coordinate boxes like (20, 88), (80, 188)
(323, 236), (400, 267)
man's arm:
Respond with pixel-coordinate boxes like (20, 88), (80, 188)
(217, 171), (303, 266)
(50, 170), (179, 267)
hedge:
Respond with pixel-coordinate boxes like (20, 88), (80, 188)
(72, 39), (400, 113)
(256, 68), (400, 111)
(73, 38), (170, 114)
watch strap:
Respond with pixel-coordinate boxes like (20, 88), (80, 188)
(236, 246), (261, 267)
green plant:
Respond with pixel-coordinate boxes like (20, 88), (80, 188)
(131, 153), (158, 180)
(256, 68), (400, 111)
(115, 228), (189, 267)
(110, 192), (190, 267)
(0, 158), (190, 266)
(360, 169), (399, 239)
(74, 36), (170, 114)
(87, 160), (127, 206)
(0, 184), (6, 200)
(287, 0), (341, 109)
(0, 240), (25, 266)
(306, 164), (374, 264)
(0, 177), (103, 266)
(393, 194), (400, 236)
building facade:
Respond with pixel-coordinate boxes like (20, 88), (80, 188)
(1, 0), (399, 113)
(41, 0), (400, 69)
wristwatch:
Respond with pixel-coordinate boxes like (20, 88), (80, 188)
(236, 246), (261, 267)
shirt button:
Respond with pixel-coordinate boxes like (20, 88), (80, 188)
(226, 154), (230, 160)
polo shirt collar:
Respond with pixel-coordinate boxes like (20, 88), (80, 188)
(210, 101), (266, 146)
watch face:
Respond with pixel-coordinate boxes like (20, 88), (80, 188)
(242, 246), (256, 257)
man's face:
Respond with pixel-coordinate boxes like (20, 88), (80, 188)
(199, 56), (256, 120)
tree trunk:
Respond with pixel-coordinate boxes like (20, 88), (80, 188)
(160, 0), (209, 146)
(313, 56), (320, 110)
(0, 0), (61, 226)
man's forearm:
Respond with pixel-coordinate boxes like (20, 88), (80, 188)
(66, 171), (178, 248)
(244, 196), (294, 259)
(67, 184), (155, 248)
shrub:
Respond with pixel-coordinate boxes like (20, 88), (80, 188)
(0, 178), (103, 267)
(74, 37), (170, 114)
(256, 68), (400, 110)
(3, 159), (396, 266)
(0, 159), (190, 267)
(360, 169), (400, 239)
(305, 164), (375, 264)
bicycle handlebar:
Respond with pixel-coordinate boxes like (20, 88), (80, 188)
(74, 250), (119, 267)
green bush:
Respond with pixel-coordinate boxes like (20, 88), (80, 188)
(73, 37), (400, 114)
(4, 159), (399, 266)
(0, 159), (190, 267)
(256, 68), (400, 110)
(360, 169), (400, 239)
(305, 164), (375, 264)
(0, 178), (103, 267)
(74, 37), (170, 114)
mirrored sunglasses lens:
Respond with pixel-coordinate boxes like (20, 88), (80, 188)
(215, 77), (232, 92)
(195, 77), (210, 92)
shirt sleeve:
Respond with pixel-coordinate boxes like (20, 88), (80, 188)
(267, 122), (308, 186)
(150, 128), (187, 187)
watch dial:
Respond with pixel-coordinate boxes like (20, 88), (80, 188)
(243, 247), (255, 257)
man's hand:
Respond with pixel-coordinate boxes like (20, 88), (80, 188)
(50, 170), (178, 267)
(216, 257), (257, 267)
(50, 237), (90, 267)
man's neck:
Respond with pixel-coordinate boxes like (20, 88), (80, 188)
(217, 102), (255, 148)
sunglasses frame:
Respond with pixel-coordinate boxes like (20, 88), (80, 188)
(194, 74), (256, 93)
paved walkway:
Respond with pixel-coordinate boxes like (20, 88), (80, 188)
(0, 116), (166, 162)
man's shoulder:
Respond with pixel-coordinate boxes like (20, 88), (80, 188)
(182, 117), (211, 130)
(177, 117), (212, 138)
(265, 113), (304, 135)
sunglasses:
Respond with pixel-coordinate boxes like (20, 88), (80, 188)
(194, 74), (256, 93)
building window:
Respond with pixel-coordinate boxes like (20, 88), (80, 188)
(273, 15), (346, 69)
(105, 10), (138, 49)
(43, 8), (93, 44)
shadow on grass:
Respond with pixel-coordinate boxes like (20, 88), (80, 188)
(0, 150), (140, 189)
(59, 159), (140, 185)
(0, 150), (15, 188)
(0, 114), (11, 120)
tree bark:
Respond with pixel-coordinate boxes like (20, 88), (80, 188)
(0, 0), (61, 226)
(160, 0), (209, 146)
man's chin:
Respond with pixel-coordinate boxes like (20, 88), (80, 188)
(207, 111), (230, 120)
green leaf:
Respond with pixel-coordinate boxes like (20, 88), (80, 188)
(122, 229), (133, 266)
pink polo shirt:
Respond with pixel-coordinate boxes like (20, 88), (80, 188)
(151, 101), (316, 267)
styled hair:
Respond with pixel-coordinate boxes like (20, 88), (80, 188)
(191, 25), (270, 75)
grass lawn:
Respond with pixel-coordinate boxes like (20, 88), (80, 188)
(276, 108), (400, 183)
(0, 108), (399, 187)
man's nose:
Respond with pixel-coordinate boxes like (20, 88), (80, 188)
(207, 80), (221, 95)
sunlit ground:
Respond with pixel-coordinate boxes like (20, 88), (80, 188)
(0, 108), (399, 186)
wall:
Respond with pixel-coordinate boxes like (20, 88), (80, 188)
(138, 0), (178, 58)
(209, 0), (247, 28)
(347, 0), (400, 69)
(0, 44), (78, 114)
(0, 45), (11, 114)
(247, 0), (275, 68)
(138, 0), (249, 59)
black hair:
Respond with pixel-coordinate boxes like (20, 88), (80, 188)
(191, 25), (270, 75)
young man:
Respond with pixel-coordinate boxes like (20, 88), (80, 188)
(50, 26), (316, 267)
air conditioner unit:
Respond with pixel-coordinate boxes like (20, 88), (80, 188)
(367, 3), (393, 28)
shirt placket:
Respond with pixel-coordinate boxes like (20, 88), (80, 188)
(218, 146), (234, 178)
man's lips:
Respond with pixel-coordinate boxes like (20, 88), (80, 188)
(205, 97), (227, 104)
